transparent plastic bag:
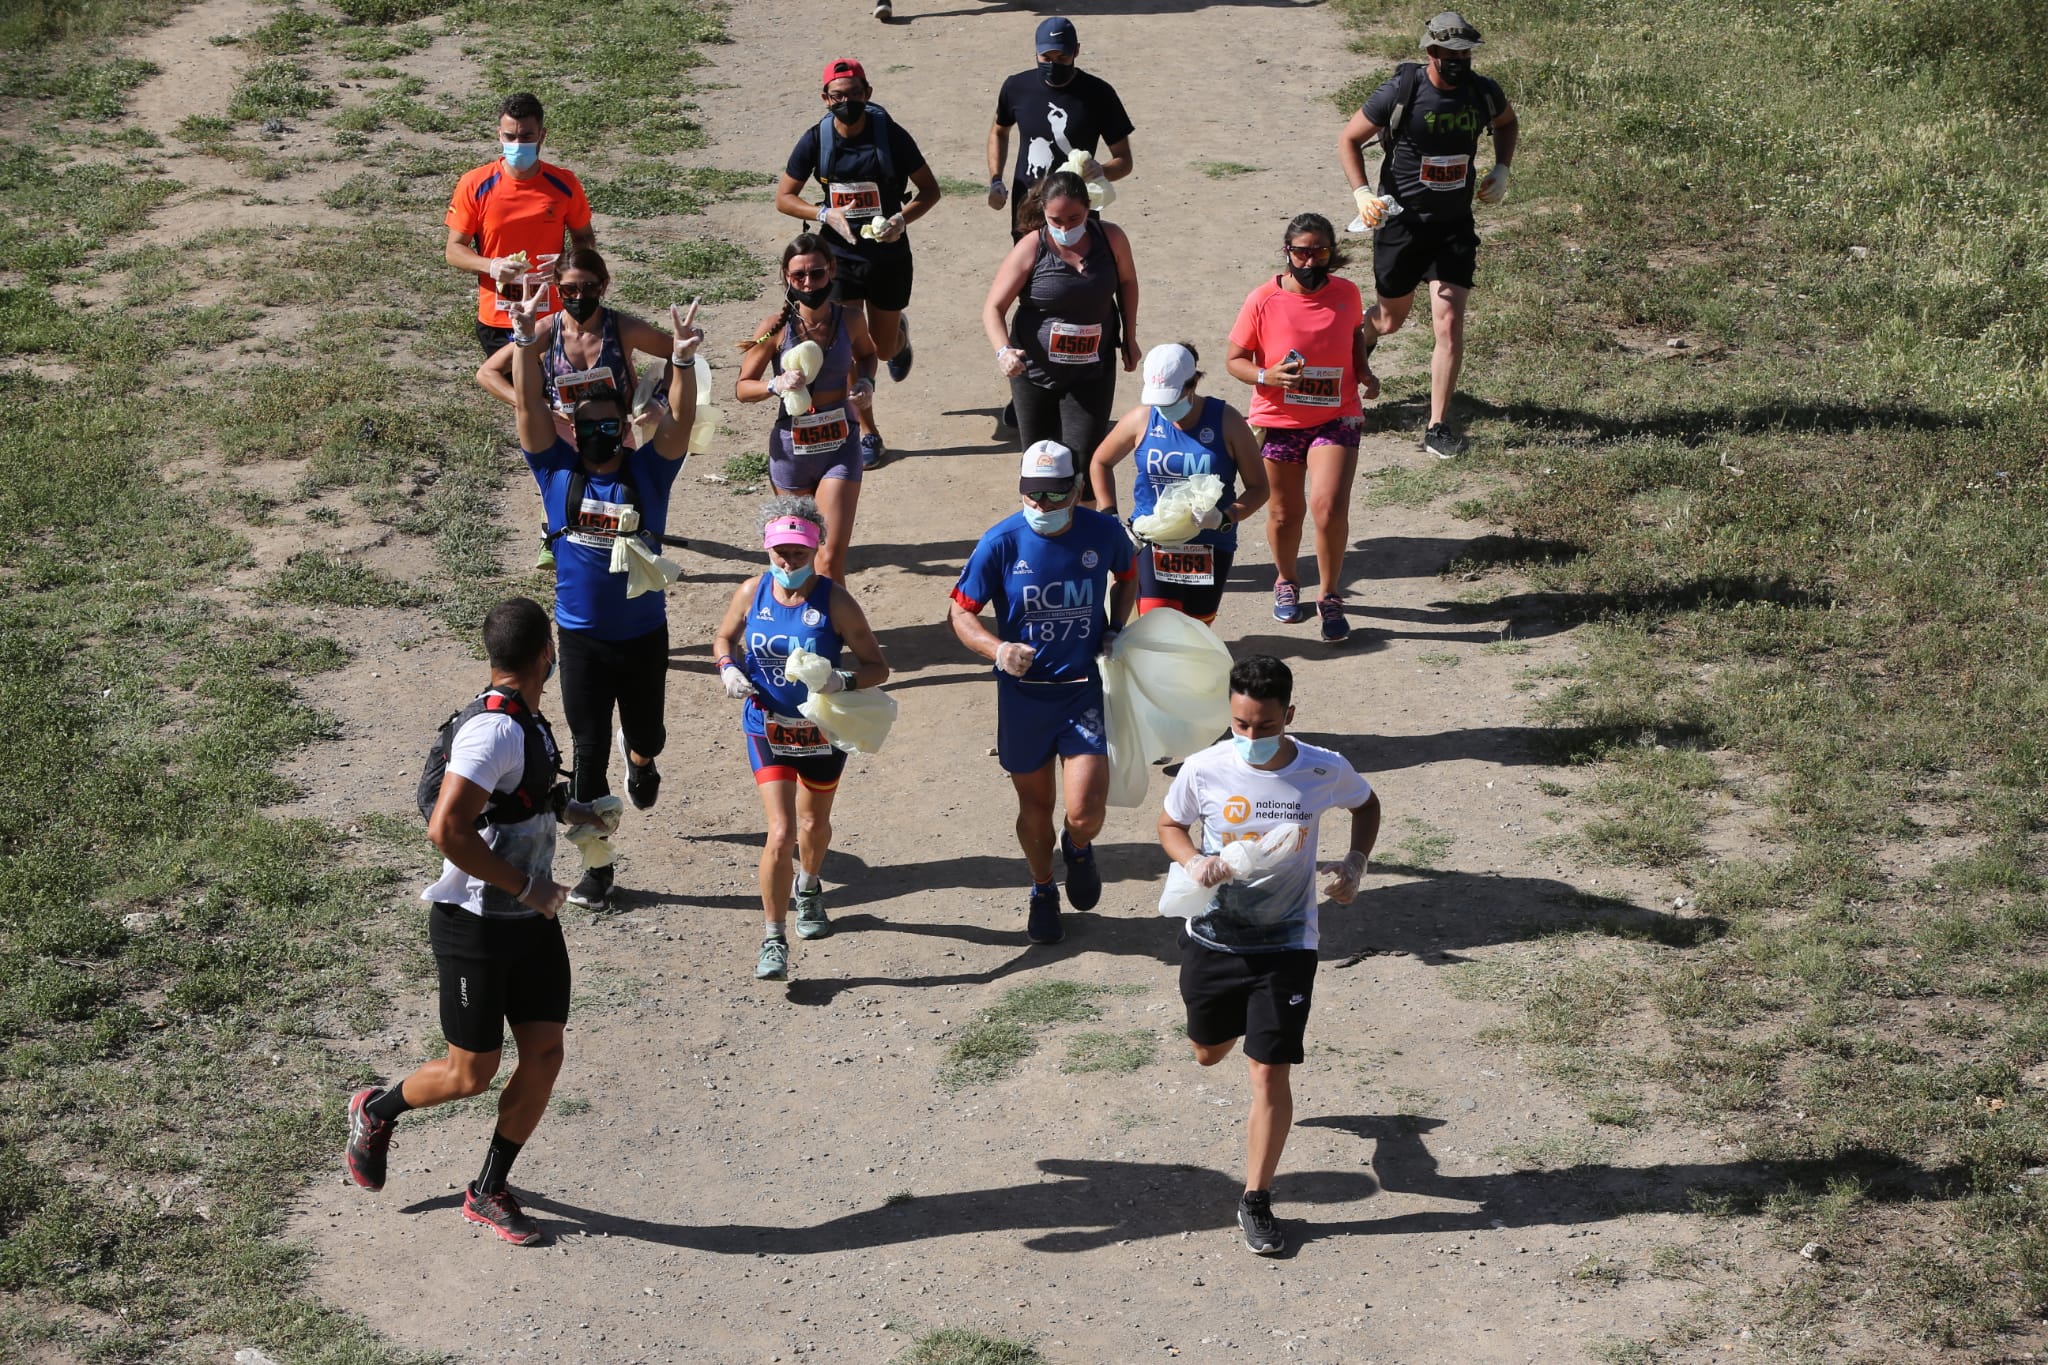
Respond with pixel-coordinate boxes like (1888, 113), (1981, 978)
(1156, 824), (1304, 919)
(1157, 860), (1210, 918)
(1102, 608), (1233, 807)
(563, 794), (625, 870)
(1130, 473), (1224, 546)
(606, 512), (681, 598)
(779, 340), (824, 417)
(786, 646), (898, 755)
(1064, 149), (1116, 210)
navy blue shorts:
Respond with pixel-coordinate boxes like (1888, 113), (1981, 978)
(996, 674), (1107, 775)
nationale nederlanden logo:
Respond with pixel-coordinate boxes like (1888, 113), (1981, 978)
(1221, 795), (1251, 824)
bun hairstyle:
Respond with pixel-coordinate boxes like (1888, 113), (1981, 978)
(1018, 169), (1091, 235)
(1283, 211), (1348, 271)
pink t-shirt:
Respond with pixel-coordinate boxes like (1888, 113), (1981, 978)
(1228, 276), (1365, 429)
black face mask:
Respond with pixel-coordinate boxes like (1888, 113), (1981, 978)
(787, 282), (832, 309)
(1436, 56), (1471, 85)
(829, 98), (867, 125)
(1289, 264), (1330, 291)
(1039, 61), (1078, 88)
(576, 418), (621, 463)
(561, 292), (601, 323)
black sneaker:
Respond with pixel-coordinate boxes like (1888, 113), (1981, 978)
(887, 317), (913, 382)
(1026, 883), (1063, 945)
(1238, 1190), (1284, 1255)
(344, 1087), (394, 1191)
(1316, 594), (1351, 645)
(463, 1184), (544, 1246)
(1060, 829), (1101, 911)
(1423, 423), (1468, 459)
(568, 864), (613, 911)
(618, 727), (659, 810)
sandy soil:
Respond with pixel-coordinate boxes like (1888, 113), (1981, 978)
(106, 0), (1776, 1360)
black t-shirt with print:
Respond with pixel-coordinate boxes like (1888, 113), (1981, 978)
(994, 68), (1135, 234)
(785, 112), (928, 261)
(1360, 65), (1507, 224)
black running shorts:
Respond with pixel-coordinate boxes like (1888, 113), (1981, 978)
(832, 250), (914, 313)
(1179, 931), (1318, 1066)
(430, 903), (572, 1053)
(1372, 215), (1480, 300)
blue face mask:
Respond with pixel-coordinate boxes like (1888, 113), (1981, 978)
(1233, 732), (1282, 766)
(1046, 221), (1085, 248)
(502, 140), (538, 172)
(771, 563), (813, 591)
(1158, 396), (1194, 423)
(1023, 504), (1072, 535)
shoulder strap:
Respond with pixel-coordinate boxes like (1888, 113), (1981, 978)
(815, 106), (897, 188)
(815, 113), (835, 188)
(1380, 62), (1425, 156)
(547, 459), (646, 547)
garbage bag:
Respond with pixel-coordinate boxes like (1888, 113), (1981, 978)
(687, 354), (719, 455)
(779, 340), (824, 417)
(607, 516), (681, 598)
(1064, 149), (1117, 210)
(1155, 823), (1304, 919)
(1101, 608), (1233, 807)
(563, 795), (625, 870)
(1130, 473), (1224, 546)
(787, 646), (898, 755)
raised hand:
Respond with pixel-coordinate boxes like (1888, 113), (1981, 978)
(670, 299), (704, 365)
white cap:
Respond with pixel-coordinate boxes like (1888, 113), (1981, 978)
(1140, 344), (1198, 406)
(1018, 439), (1078, 492)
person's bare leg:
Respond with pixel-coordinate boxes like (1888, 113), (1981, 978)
(1428, 281), (1470, 429)
(496, 1021), (564, 1144)
(387, 1044), (500, 1110)
(1263, 458), (1307, 592)
(812, 475), (862, 583)
(1245, 1058), (1294, 1194)
(757, 779), (799, 932)
(795, 784), (837, 881)
(1059, 752), (1108, 849)
(1304, 441), (1359, 602)
(1010, 763), (1058, 884)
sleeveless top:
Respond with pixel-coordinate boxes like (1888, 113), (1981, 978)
(740, 574), (844, 721)
(1131, 397), (1239, 552)
(1010, 226), (1119, 386)
(543, 308), (633, 417)
(778, 304), (855, 414)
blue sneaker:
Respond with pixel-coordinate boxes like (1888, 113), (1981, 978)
(860, 433), (887, 470)
(1273, 580), (1302, 624)
(1060, 829), (1101, 911)
(886, 317), (913, 382)
(1317, 594), (1351, 644)
(1026, 883), (1062, 944)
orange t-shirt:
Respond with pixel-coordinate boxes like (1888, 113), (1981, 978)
(446, 158), (593, 326)
(1228, 276), (1366, 429)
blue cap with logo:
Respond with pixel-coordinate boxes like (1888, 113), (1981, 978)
(1035, 16), (1079, 54)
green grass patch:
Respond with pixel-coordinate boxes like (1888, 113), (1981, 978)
(720, 451), (769, 488)
(647, 238), (766, 304)
(890, 1328), (1045, 1365)
(0, 0), (185, 49)
(1195, 160), (1259, 178)
(1061, 1029), (1156, 1075)
(260, 553), (428, 609)
(938, 981), (1139, 1088)
(0, 142), (179, 280)
(228, 59), (333, 121)
(0, 55), (158, 119)
(936, 1019), (1033, 1090)
(333, 0), (452, 21)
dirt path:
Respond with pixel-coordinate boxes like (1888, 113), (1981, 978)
(123, 0), (1744, 1358)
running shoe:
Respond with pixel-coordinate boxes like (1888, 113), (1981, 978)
(1238, 1190), (1284, 1255)
(567, 865), (613, 911)
(755, 934), (789, 981)
(463, 1184), (544, 1246)
(1272, 579), (1302, 625)
(1060, 830), (1101, 912)
(344, 1087), (394, 1191)
(887, 317), (913, 382)
(793, 883), (831, 939)
(860, 432), (888, 470)
(1423, 423), (1468, 459)
(874, 0), (893, 17)
(1316, 594), (1351, 644)
(1027, 883), (1063, 945)
(618, 727), (660, 810)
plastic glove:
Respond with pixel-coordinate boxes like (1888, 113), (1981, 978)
(848, 376), (875, 404)
(1064, 149), (1115, 209)
(818, 205), (857, 243)
(995, 641), (1036, 677)
(987, 177), (1008, 210)
(862, 213), (907, 243)
(1477, 164), (1511, 206)
(670, 300), (703, 365)
(628, 362), (666, 445)
(817, 668), (847, 694)
(1197, 506), (1227, 532)
(507, 287), (546, 346)
(567, 793), (625, 835)
(776, 340), (824, 416)
(1348, 188), (1403, 233)
(1096, 626), (1120, 664)
(1318, 850), (1369, 905)
(996, 347), (1027, 378)
(721, 665), (756, 699)
(1183, 855), (1235, 889)
(609, 531), (681, 597)
(518, 872), (567, 918)
(488, 254), (525, 285)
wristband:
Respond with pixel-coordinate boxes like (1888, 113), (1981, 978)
(836, 669), (858, 692)
(715, 654), (736, 671)
(1256, 367), (1266, 386)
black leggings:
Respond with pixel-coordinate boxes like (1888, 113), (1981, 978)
(1011, 368), (1117, 473)
(557, 624), (669, 801)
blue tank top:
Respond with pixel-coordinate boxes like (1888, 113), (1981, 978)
(543, 308), (632, 416)
(741, 574), (843, 720)
(780, 304), (855, 405)
(1130, 397), (1238, 551)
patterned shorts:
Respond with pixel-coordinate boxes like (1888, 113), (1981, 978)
(1258, 415), (1361, 464)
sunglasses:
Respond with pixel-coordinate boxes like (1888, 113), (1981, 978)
(788, 268), (831, 282)
(557, 283), (602, 298)
(575, 419), (621, 439)
(1022, 487), (1075, 507)
(1285, 245), (1332, 264)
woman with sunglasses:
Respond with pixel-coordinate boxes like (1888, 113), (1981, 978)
(504, 284), (704, 913)
(1225, 213), (1372, 643)
(711, 497), (890, 982)
(981, 169), (1139, 487)
(736, 235), (881, 585)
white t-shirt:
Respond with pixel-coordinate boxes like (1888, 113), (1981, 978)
(419, 711), (557, 918)
(1162, 737), (1373, 953)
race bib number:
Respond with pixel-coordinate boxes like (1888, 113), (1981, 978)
(790, 406), (850, 457)
(765, 715), (832, 758)
(1047, 321), (1103, 365)
(1151, 543), (1215, 586)
(566, 494), (632, 550)
(1284, 366), (1342, 407)
(829, 181), (883, 218)
(552, 365), (616, 414)
(1420, 154), (1470, 190)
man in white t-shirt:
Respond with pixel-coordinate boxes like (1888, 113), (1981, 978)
(342, 597), (608, 1247)
(1158, 653), (1380, 1255)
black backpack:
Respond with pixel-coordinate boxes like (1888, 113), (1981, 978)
(1377, 61), (1503, 160)
(815, 103), (898, 192)
(416, 687), (565, 828)
(544, 461), (649, 551)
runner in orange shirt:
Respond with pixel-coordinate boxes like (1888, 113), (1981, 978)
(446, 92), (597, 358)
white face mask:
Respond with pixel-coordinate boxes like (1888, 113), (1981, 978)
(1046, 220), (1085, 248)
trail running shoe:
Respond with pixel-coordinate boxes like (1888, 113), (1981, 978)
(567, 865), (613, 911)
(1423, 423), (1468, 459)
(1027, 883), (1063, 945)
(1238, 1191), (1284, 1255)
(1317, 595), (1351, 644)
(1272, 580), (1302, 624)
(887, 317), (913, 382)
(1060, 830), (1101, 912)
(860, 432), (888, 470)
(619, 727), (660, 810)
(794, 884), (831, 939)
(344, 1087), (394, 1191)
(463, 1184), (543, 1246)
(756, 935), (789, 981)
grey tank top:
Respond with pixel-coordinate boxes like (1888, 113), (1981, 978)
(1010, 226), (1119, 386)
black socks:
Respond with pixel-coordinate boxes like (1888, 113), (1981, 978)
(474, 1129), (524, 1195)
(366, 1084), (413, 1123)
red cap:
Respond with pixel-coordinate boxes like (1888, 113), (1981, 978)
(821, 57), (867, 89)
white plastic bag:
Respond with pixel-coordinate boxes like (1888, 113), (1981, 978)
(563, 794), (625, 870)
(1347, 193), (1403, 234)
(1156, 824), (1305, 919)
(779, 340), (824, 417)
(787, 646), (898, 754)
(1065, 148), (1116, 210)
(687, 354), (719, 454)
(606, 511), (681, 598)
(1157, 860), (1210, 918)
(1101, 609), (1233, 807)
(1130, 473), (1224, 546)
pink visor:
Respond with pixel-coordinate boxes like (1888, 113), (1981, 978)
(763, 516), (821, 550)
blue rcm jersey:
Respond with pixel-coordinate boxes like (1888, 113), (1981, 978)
(1130, 397), (1239, 552)
(741, 573), (842, 718)
(951, 508), (1135, 683)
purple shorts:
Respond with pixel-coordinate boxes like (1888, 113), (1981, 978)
(1259, 415), (1361, 464)
(769, 407), (863, 490)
